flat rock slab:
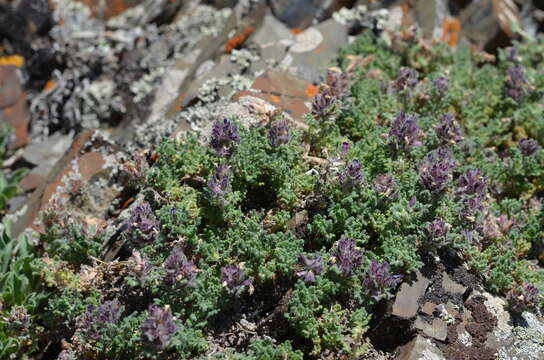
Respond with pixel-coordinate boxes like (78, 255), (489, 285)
(396, 334), (445, 360)
(442, 272), (467, 296)
(415, 317), (448, 341)
(393, 270), (431, 320)
(233, 70), (314, 123)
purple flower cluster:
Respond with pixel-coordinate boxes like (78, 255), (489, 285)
(221, 264), (253, 292)
(311, 69), (350, 120)
(163, 247), (198, 287)
(207, 165), (232, 198)
(389, 112), (422, 150)
(337, 160), (364, 188)
(507, 283), (541, 313)
(505, 65), (528, 101)
(435, 113), (463, 145)
(332, 238), (363, 276)
(78, 299), (123, 339)
(128, 250), (153, 282)
(210, 118), (240, 157)
(457, 169), (487, 197)
(433, 76), (449, 95)
(419, 148), (457, 195)
(461, 196), (486, 223)
(268, 120), (291, 147)
(296, 255), (324, 283)
(57, 350), (75, 360)
(363, 261), (402, 301)
(394, 67), (419, 92)
(141, 305), (177, 349)
(374, 174), (398, 199)
(6, 306), (30, 335)
(483, 214), (513, 240)
(519, 138), (540, 157)
(128, 202), (160, 244)
(426, 218), (450, 240)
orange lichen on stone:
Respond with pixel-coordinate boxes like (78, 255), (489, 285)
(441, 18), (461, 47)
(270, 95), (281, 104)
(44, 79), (57, 92)
(0, 55), (24, 68)
(224, 27), (254, 54)
(305, 84), (319, 97)
(291, 28), (302, 35)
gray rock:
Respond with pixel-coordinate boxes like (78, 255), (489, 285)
(415, 317), (448, 341)
(392, 271), (431, 320)
(396, 334), (445, 360)
(412, 0), (449, 39)
(442, 272), (467, 296)
(23, 133), (73, 177)
(252, 12), (294, 45)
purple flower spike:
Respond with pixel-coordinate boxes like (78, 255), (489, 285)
(268, 120), (291, 147)
(461, 196), (486, 223)
(77, 299), (123, 339)
(128, 250), (153, 282)
(363, 261), (402, 301)
(208, 165), (232, 198)
(426, 218), (450, 240)
(419, 148), (457, 195)
(507, 283), (541, 313)
(7, 306), (30, 335)
(505, 65), (528, 101)
(163, 247), (198, 287)
(128, 202), (159, 244)
(210, 118), (240, 157)
(332, 238), (363, 276)
(433, 76), (449, 95)
(57, 350), (75, 360)
(374, 174), (398, 199)
(519, 138), (540, 157)
(435, 113), (463, 144)
(312, 92), (338, 120)
(221, 264), (253, 292)
(337, 159), (364, 188)
(141, 305), (177, 349)
(457, 169), (487, 197)
(394, 67), (419, 91)
(340, 142), (350, 158)
(325, 69), (350, 98)
(389, 112), (422, 150)
(296, 255), (324, 283)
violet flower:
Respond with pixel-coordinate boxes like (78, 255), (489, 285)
(210, 118), (240, 157)
(505, 65), (528, 101)
(332, 238), (363, 276)
(207, 165), (232, 198)
(312, 92), (338, 120)
(461, 196), (486, 223)
(141, 305), (177, 349)
(337, 159), (364, 188)
(419, 148), (457, 195)
(426, 218), (450, 240)
(433, 76), (449, 95)
(296, 255), (324, 283)
(127, 202), (159, 244)
(220, 264), (253, 292)
(325, 68), (350, 98)
(457, 169), (487, 197)
(507, 283), (541, 313)
(78, 299), (123, 339)
(394, 67), (419, 92)
(374, 174), (398, 199)
(128, 250), (153, 282)
(6, 306), (30, 335)
(389, 112), (422, 150)
(268, 120), (291, 147)
(435, 113), (463, 144)
(363, 261), (402, 301)
(57, 350), (75, 360)
(519, 138), (540, 157)
(163, 247), (198, 287)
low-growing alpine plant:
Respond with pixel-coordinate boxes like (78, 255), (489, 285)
(5, 29), (544, 359)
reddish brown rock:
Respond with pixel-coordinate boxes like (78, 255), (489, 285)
(13, 130), (124, 236)
(0, 66), (30, 148)
(232, 71), (313, 124)
(392, 271), (431, 320)
(20, 173), (45, 193)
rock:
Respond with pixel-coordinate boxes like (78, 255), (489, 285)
(19, 173), (45, 193)
(392, 270), (431, 320)
(0, 65), (30, 148)
(412, 0), (449, 39)
(270, 0), (353, 29)
(75, 0), (147, 19)
(12, 130), (125, 236)
(459, 0), (521, 52)
(396, 334), (445, 360)
(415, 317), (448, 341)
(420, 302), (437, 316)
(252, 12), (294, 45)
(286, 18), (349, 83)
(442, 272), (468, 296)
(23, 133), (73, 177)
(232, 70), (314, 124)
